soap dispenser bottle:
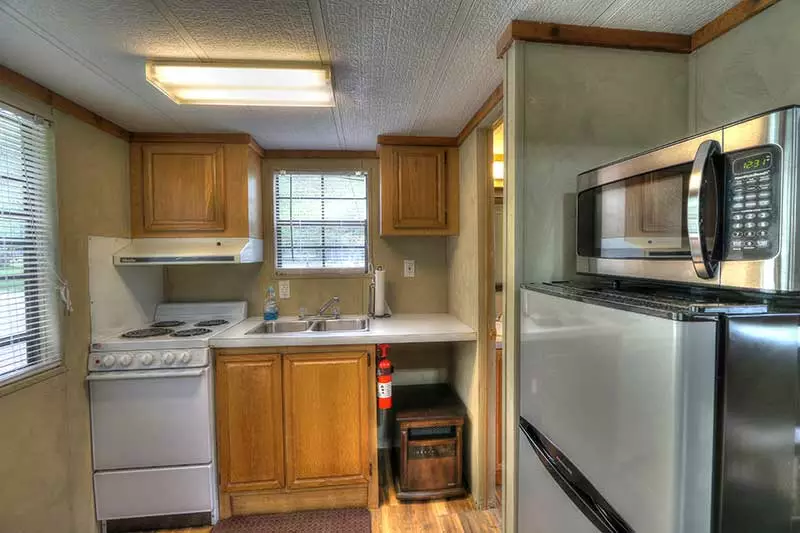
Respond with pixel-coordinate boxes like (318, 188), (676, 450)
(263, 285), (279, 320)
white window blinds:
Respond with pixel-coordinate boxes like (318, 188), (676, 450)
(0, 104), (61, 385)
(274, 170), (368, 273)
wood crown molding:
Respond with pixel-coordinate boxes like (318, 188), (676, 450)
(378, 85), (502, 149)
(377, 135), (458, 147)
(691, 0), (780, 50)
(263, 150), (378, 159)
(1, 65), (130, 140)
(131, 132), (265, 155)
(496, 20), (691, 58)
(248, 139), (265, 158)
(497, 0), (781, 57)
(457, 84), (503, 146)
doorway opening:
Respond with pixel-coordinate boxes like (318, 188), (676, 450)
(488, 118), (504, 505)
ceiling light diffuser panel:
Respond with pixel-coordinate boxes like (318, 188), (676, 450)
(145, 61), (335, 107)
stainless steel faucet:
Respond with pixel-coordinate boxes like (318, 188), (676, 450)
(316, 296), (341, 319)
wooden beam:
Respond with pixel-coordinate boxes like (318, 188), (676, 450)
(496, 20), (692, 58)
(263, 149), (378, 159)
(0, 65), (130, 140)
(377, 135), (458, 147)
(691, 0), (780, 51)
(457, 84), (503, 146)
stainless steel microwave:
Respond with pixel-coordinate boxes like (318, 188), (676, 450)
(576, 106), (800, 293)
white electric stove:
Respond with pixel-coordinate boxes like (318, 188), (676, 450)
(87, 302), (246, 528)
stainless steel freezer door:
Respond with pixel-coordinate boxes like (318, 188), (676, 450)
(517, 288), (717, 533)
(518, 424), (601, 533)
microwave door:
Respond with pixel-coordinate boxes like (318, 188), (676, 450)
(576, 130), (724, 287)
(687, 139), (724, 280)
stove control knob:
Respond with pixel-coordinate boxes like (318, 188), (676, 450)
(101, 355), (116, 368)
(140, 353), (154, 366)
(118, 354), (132, 367)
(180, 352), (192, 364)
(163, 352), (175, 365)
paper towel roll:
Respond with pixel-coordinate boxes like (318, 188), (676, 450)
(374, 267), (387, 317)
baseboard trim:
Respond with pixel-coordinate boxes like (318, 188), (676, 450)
(226, 485), (369, 516)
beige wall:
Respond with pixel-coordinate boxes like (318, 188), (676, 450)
(57, 111), (131, 533)
(447, 128), (488, 506)
(165, 158), (449, 316)
(0, 100), (130, 533)
(517, 43), (689, 283)
(689, 0), (800, 132)
(0, 373), (71, 532)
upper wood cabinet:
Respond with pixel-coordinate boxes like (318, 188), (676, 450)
(140, 143), (225, 232)
(216, 353), (284, 493)
(379, 144), (459, 236)
(283, 351), (370, 490)
(130, 134), (263, 238)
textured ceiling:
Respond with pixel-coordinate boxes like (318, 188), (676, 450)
(0, 0), (740, 149)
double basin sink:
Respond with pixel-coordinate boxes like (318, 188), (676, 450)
(246, 317), (369, 335)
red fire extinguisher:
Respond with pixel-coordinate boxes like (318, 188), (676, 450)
(377, 343), (393, 410)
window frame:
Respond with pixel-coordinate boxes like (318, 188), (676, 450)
(0, 102), (62, 389)
(272, 169), (371, 278)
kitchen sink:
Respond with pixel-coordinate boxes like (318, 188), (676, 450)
(307, 318), (369, 332)
(247, 321), (312, 334)
(245, 317), (369, 335)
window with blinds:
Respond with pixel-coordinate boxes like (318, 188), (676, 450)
(274, 170), (368, 273)
(0, 104), (61, 385)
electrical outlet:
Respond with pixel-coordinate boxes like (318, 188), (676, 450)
(403, 259), (416, 278)
(278, 280), (291, 299)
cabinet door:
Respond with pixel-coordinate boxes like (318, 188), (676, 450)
(216, 354), (284, 492)
(283, 351), (370, 489)
(142, 143), (225, 232)
(380, 146), (458, 235)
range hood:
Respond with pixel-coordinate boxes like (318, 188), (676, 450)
(113, 238), (263, 266)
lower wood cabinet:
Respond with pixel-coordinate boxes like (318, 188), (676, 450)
(216, 354), (284, 493)
(283, 352), (370, 490)
(215, 346), (377, 517)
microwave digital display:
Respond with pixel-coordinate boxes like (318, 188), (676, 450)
(733, 152), (772, 174)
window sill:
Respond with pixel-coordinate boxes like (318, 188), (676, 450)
(0, 364), (67, 398)
(274, 270), (370, 280)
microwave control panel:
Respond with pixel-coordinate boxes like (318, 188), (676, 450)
(724, 145), (781, 260)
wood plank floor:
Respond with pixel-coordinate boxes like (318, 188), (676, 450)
(372, 450), (500, 533)
(151, 451), (500, 533)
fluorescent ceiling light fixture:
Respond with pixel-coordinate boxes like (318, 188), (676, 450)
(145, 60), (334, 107)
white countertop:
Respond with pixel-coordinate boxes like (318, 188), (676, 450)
(210, 313), (476, 348)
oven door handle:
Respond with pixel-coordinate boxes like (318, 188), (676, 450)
(687, 139), (722, 280)
(86, 368), (206, 381)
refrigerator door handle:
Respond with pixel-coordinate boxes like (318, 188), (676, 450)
(519, 417), (636, 533)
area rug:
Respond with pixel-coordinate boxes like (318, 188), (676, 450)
(211, 508), (371, 533)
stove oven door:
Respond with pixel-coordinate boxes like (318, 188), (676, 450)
(88, 367), (213, 470)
